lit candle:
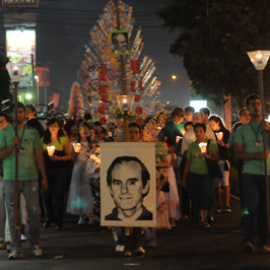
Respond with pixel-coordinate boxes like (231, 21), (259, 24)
(199, 142), (207, 154)
(47, 145), (55, 156)
(73, 143), (81, 153)
(176, 136), (182, 143)
(216, 132), (223, 141)
(123, 98), (128, 110)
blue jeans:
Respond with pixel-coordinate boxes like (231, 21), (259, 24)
(242, 173), (269, 247)
(4, 180), (41, 252)
(189, 173), (214, 212)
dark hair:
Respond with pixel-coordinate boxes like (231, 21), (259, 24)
(163, 137), (176, 147)
(129, 122), (141, 133)
(77, 121), (93, 145)
(199, 107), (211, 117)
(238, 107), (248, 117)
(171, 107), (185, 118)
(26, 104), (36, 116)
(17, 102), (26, 111)
(245, 94), (260, 108)
(43, 117), (65, 144)
(64, 119), (76, 138)
(194, 123), (206, 132)
(184, 121), (194, 129)
(0, 112), (11, 123)
(185, 106), (195, 114)
(84, 112), (92, 121)
(107, 156), (150, 193)
(209, 115), (226, 130)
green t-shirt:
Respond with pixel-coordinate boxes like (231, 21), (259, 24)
(41, 136), (68, 151)
(187, 139), (218, 175)
(0, 125), (42, 181)
(158, 121), (185, 142)
(234, 121), (270, 175)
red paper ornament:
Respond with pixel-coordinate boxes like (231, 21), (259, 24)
(136, 107), (143, 114)
(98, 106), (105, 114)
(131, 81), (135, 92)
(134, 94), (140, 102)
(131, 60), (140, 74)
(101, 95), (108, 102)
(100, 117), (106, 125)
(139, 80), (143, 90)
(100, 85), (107, 94)
(100, 66), (106, 81)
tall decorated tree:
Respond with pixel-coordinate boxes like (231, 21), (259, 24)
(68, 0), (162, 129)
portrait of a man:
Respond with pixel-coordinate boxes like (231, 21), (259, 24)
(111, 30), (129, 55)
(101, 142), (156, 227)
(105, 156), (153, 221)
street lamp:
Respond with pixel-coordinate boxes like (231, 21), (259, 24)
(247, 50), (270, 229)
(6, 62), (22, 243)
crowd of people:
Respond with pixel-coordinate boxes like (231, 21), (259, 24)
(0, 93), (270, 260)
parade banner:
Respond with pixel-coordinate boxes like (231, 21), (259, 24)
(100, 142), (156, 227)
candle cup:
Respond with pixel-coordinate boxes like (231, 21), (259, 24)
(199, 142), (207, 154)
(47, 146), (55, 156)
(216, 132), (223, 141)
(73, 143), (81, 153)
(176, 136), (182, 143)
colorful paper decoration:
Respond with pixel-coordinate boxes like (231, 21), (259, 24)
(131, 60), (140, 74)
(100, 66), (107, 81)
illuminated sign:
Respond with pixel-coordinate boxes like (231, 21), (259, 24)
(2, 0), (39, 8)
(6, 30), (36, 87)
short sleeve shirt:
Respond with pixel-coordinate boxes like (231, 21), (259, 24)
(235, 121), (270, 175)
(0, 125), (41, 181)
(187, 139), (218, 175)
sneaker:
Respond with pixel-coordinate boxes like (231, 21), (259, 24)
(216, 206), (222, 213)
(124, 251), (132, 260)
(259, 245), (270, 254)
(243, 242), (255, 253)
(32, 245), (43, 257)
(203, 222), (210, 229)
(78, 216), (87, 225)
(134, 246), (145, 257)
(115, 244), (125, 253)
(224, 206), (232, 213)
(8, 250), (23, 260)
(21, 234), (27, 242)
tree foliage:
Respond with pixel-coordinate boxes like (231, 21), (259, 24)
(157, 0), (270, 106)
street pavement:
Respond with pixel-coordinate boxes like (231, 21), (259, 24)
(1, 196), (270, 270)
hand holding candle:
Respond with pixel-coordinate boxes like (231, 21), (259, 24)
(73, 143), (81, 153)
(47, 146), (55, 156)
(199, 142), (207, 154)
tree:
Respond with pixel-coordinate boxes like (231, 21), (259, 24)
(0, 43), (12, 110)
(157, 0), (270, 106)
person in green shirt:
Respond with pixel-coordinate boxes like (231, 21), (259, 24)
(235, 94), (270, 254)
(182, 123), (219, 228)
(158, 107), (185, 143)
(0, 102), (47, 260)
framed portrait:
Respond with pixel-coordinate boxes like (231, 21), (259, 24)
(111, 30), (130, 55)
(100, 142), (156, 227)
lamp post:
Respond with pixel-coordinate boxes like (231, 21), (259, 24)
(247, 50), (270, 229)
(6, 62), (22, 243)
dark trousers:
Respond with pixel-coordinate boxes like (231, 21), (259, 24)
(190, 173), (214, 212)
(43, 168), (67, 227)
(242, 173), (269, 247)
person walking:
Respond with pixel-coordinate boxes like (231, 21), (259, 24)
(235, 94), (270, 253)
(42, 117), (71, 230)
(0, 102), (47, 259)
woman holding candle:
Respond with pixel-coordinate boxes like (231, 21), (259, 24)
(42, 118), (71, 230)
(66, 122), (98, 225)
(209, 115), (231, 213)
(182, 123), (219, 228)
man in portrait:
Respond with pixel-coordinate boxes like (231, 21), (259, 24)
(105, 156), (152, 221)
(111, 31), (129, 55)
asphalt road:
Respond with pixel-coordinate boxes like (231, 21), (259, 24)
(1, 196), (270, 270)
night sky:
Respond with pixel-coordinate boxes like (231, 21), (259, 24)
(0, 0), (190, 112)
